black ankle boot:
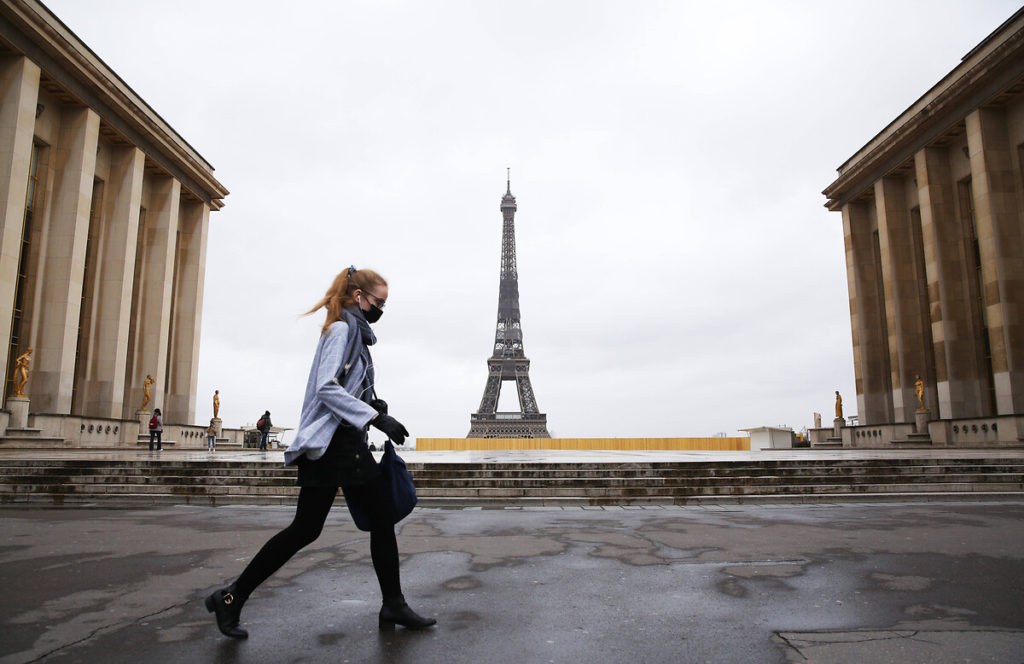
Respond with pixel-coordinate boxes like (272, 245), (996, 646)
(205, 583), (248, 639)
(379, 596), (437, 631)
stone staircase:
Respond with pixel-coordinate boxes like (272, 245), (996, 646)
(1, 456), (1023, 506)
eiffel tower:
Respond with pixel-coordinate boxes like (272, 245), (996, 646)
(468, 175), (551, 438)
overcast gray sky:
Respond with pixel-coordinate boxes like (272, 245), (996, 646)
(45, 0), (1021, 442)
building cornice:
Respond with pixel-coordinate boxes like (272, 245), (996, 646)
(0, 0), (228, 209)
(822, 12), (1024, 212)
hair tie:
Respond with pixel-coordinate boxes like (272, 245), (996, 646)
(347, 265), (357, 277)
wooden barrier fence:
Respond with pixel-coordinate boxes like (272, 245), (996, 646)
(414, 437), (751, 451)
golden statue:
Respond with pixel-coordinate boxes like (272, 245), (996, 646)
(213, 389), (220, 419)
(835, 391), (843, 419)
(141, 374), (155, 411)
(914, 374), (925, 411)
(11, 348), (32, 398)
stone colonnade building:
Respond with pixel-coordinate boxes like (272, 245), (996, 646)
(0, 0), (227, 441)
(822, 9), (1024, 447)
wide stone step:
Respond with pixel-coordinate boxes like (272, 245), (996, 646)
(0, 473), (299, 486)
(415, 467), (1024, 480)
(0, 492), (301, 506)
(2, 460), (1023, 476)
(412, 482), (1024, 498)
(3, 469), (1020, 490)
(410, 459), (1024, 472)
(4, 488), (1024, 508)
(4, 479), (1020, 500)
(2, 460), (1024, 481)
(4, 457), (1023, 469)
(3, 456), (1023, 506)
(412, 472), (1024, 487)
(415, 491), (1024, 507)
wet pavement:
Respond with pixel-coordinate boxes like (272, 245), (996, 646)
(1, 500), (1022, 663)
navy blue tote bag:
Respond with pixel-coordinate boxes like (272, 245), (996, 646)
(344, 439), (417, 532)
(380, 439), (417, 522)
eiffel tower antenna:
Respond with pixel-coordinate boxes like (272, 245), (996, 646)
(468, 176), (551, 438)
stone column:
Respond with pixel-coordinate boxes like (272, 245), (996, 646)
(79, 146), (145, 418)
(874, 176), (934, 423)
(0, 56), (41, 399)
(70, 178), (103, 416)
(914, 145), (988, 419)
(164, 199), (209, 423)
(124, 176), (179, 417)
(965, 107), (1024, 415)
(27, 106), (100, 413)
(842, 200), (893, 424)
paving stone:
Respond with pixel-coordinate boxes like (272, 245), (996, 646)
(1, 501), (1021, 663)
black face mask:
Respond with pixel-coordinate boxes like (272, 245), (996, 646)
(361, 299), (384, 324)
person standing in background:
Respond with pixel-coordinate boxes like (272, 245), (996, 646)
(257, 411), (272, 450)
(149, 408), (163, 451)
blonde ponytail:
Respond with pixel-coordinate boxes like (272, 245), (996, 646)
(305, 266), (387, 334)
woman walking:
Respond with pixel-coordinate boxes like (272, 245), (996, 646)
(205, 266), (435, 638)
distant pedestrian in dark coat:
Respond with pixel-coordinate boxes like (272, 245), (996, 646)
(257, 411), (272, 450)
(148, 408), (163, 451)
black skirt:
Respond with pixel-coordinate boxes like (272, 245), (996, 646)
(295, 422), (381, 488)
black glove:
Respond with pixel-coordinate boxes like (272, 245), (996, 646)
(370, 413), (409, 445)
(369, 398), (388, 415)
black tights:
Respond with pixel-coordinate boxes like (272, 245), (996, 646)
(234, 481), (401, 602)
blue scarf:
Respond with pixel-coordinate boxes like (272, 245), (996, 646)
(340, 306), (376, 399)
